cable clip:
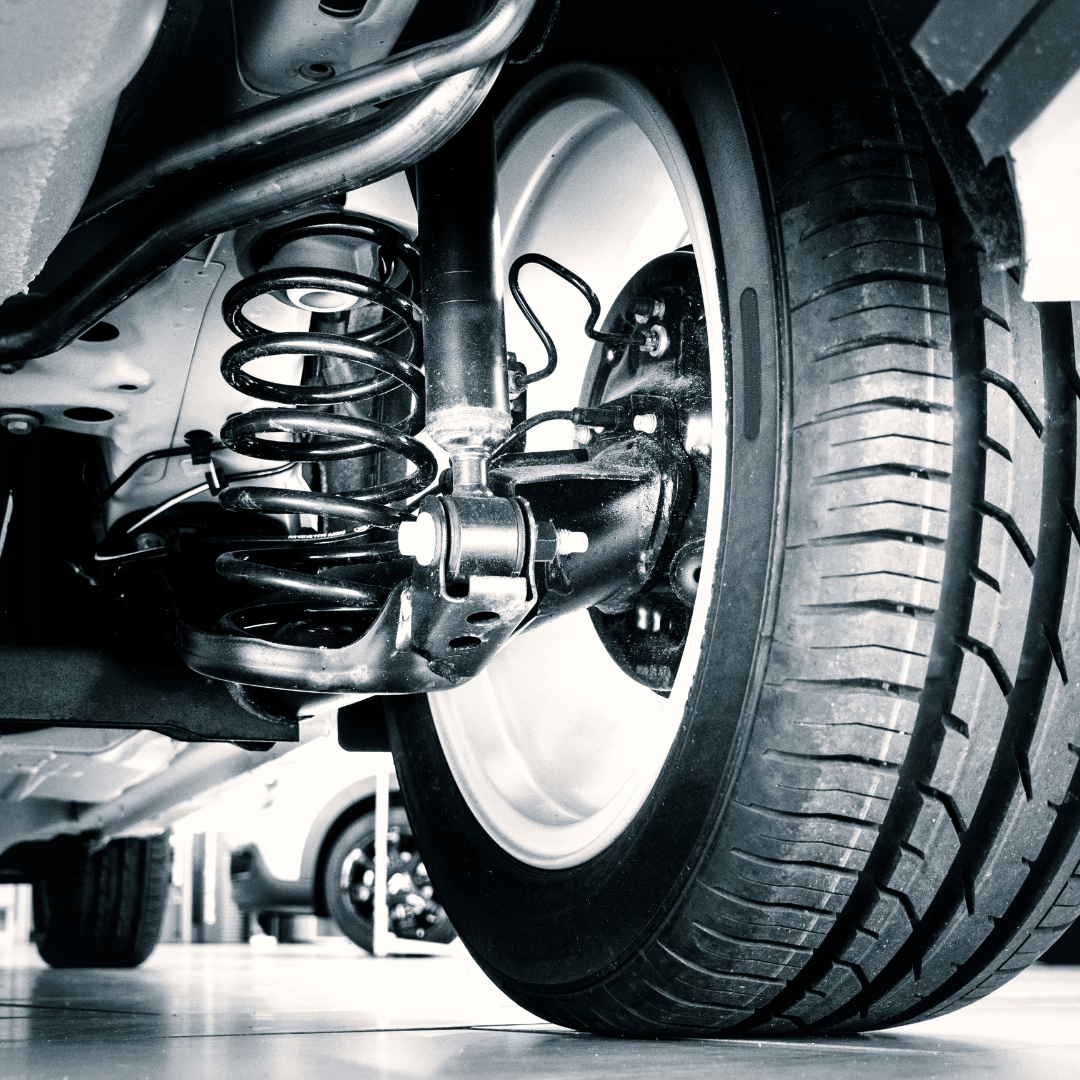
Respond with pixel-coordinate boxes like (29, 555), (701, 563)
(185, 428), (226, 495)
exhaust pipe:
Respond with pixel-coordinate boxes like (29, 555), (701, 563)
(78, 0), (538, 224)
(0, 62), (502, 364)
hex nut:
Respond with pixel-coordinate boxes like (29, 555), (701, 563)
(533, 520), (558, 563)
(1, 412), (41, 435)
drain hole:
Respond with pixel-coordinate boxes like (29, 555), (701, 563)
(64, 407), (114, 422)
(448, 636), (482, 650)
(320, 0), (368, 15)
(298, 61), (335, 81)
(466, 611), (500, 624)
(80, 322), (119, 342)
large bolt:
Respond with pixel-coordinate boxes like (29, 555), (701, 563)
(556, 529), (588, 555)
(397, 512), (439, 566)
(534, 523), (588, 562)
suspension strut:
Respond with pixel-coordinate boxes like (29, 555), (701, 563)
(184, 109), (543, 693)
(182, 110), (681, 699)
(416, 102), (511, 494)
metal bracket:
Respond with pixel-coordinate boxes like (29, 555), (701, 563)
(405, 494), (538, 681)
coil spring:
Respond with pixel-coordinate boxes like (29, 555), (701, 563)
(214, 213), (437, 608)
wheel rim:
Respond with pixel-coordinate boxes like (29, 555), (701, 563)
(429, 65), (728, 869)
(338, 822), (446, 940)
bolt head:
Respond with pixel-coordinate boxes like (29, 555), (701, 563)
(534, 521), (558, 563)
(135, 532), (165, 551)
(639, 323), (670, 358)
(633, 413), (658, 435)
(1, 412), (40, 435)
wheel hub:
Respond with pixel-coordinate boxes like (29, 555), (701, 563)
(582, 250), (711, 692)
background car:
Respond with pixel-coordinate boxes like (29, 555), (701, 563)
(225, 734), (455, 953)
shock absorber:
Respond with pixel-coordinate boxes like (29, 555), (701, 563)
(213, 211), (437, 604)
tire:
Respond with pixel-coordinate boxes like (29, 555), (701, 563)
(388, 6), (1080, 1036)
(34, 834), (171, 968)
(323, 805), (456, 952)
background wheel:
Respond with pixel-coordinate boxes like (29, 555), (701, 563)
(389, 4), (1080, 1037)
(34, 834), (171, 968)
(323, 804), (456, 952)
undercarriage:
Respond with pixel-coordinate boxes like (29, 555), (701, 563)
(2, 0), (706, 745)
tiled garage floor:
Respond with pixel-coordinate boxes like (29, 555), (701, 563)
(2, 939), (1077, 1079)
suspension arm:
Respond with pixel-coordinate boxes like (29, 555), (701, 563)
(179, 414), (690, 696)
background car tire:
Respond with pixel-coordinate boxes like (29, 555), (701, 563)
(388, 4), (1080, 1037)
(33, 834), (171, 969)
(323, 805), (456, 952)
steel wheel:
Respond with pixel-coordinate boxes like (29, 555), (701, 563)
(427, 63), (725, 869)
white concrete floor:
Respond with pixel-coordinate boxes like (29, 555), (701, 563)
(1, 939), (1077, 1079)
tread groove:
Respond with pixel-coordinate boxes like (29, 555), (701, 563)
(791, 270), (946, 313)
(978, 305), (1010, 332)
(691, 922), (815, 956)
(1053, 345), (1080, 401)
(699, 882), (835, 920)
(815, 334), (943, 363)
(969, 566), (1001, 593)
(763, 749), (901, 770)
(812, 464), (950, 486)
(955, 633), (1015, 697)
(1015, 745), (1033, 801)
(778, 139), (924, 191)
(940, 712), (970, 739)
(978, 368), (1044, 438)
(801, 529), (944, 549)
(801, 599), (935, 619)
(962, 867), (975, 916)
(808, 396), (951, 423)
(777, 677), (923, 702)
(877, 883), (918, 929)
(654, 942), (780, 985)
(738, 802), (880, 832)
(916, 783), (969, 836)
(831, 302), (949, 322)
(978, 434), (1012, 462)
(972, 500), (1036, 568)
(799, 202), (936, 244)
(1044, 623), (1068, 684)
(829, 366), (952, 387)
(1059, 499), (1080, 548)
(732, 848), (861, 877)
(839, 958), (871, 993)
